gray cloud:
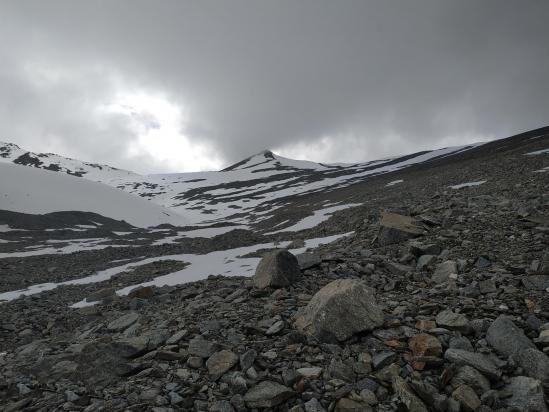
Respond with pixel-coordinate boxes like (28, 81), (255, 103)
(0, 0), (548, 172)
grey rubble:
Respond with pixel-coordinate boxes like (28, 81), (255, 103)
(1, 129), (549, 411)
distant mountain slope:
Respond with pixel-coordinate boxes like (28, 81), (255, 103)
(0, 163), (188, 228)
(0, 141), (139, 182)
(104, 144), (483, 225)
(2, 125), (547, 229)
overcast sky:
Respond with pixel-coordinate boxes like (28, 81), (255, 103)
(1, 1), (548, 173)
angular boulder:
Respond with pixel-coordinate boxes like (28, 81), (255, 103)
(431, 260), (458, 284)
(376, 212), (424, 246)
(253, 250), (300, 289)
(294, 279), (384, 342)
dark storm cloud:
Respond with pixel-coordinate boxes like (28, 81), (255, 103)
(0, 0), (548, 171)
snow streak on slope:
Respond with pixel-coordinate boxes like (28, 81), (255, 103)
(0, 163), (189, 228)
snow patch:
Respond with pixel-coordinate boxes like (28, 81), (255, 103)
(386, 179), (404, 187)
(266, 204), (361, 234)
(525, 148), (549, 155)
(450, 180), (487, 189)
(0, 163), (189, 228)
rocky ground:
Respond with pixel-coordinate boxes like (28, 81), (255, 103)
(0, 133), (548, 411)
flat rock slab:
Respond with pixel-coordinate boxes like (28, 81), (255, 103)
(377, 212), (425, 246)
(294, 278), (384, 342)
(435, 310), (471, 334)
(444, 349), (501, 380)
(243, 381), (295, 408)
(107, 312), (140, 332)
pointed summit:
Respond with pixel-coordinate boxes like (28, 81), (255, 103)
(221, 149), (276, 171)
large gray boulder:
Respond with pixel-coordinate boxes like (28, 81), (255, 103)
(294, 279), (384, 342)
(253, 250), (300, 289)
(486, 315), (536, 357)
(376, 212), (424, 246)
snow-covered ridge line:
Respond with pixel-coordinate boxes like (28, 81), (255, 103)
(0, 140), (485, 227)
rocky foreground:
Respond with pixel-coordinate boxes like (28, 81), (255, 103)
(1, 199), (549, 411)
(1, 133), (549, 411)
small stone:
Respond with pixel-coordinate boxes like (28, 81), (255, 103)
(206, 350), (239, 380)
(392, 376), (428, 412)
(128, 286), (155, 299)
(479, 279), (497, 294)
(372, 351), (398, 370)
(475, 256), (492, 268)
(451, 366), (490, 395)
(265, 320), (285, 335)
(188, 335), (219, 358)
(415, 320), (436, 330)
(304, 398), (327, 412)
(416, 255), (436, 271)
(386, 261), (412, 276)
(359, 389), (377, 405)
(169, 391), (184, 405)
(187, 356), (203, 369)
(452, 384), (481, 411)
(243, 381), (295, 408)
(409, 333), (442, 357)
(449, 336), (474, 352)
(240, 349), (257, 371)
(166, 330), (186, 345)
(432, 260), (458, 284)
(436, 310), (471, 334)
(334, 398), (372, 412)
(210, 400), (235, 412)
(65, 390), (79, 402)
(296, 367), (323, 379)
(536, 329), (549, 345)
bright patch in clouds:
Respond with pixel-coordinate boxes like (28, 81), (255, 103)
(106, 92), (223, 173)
